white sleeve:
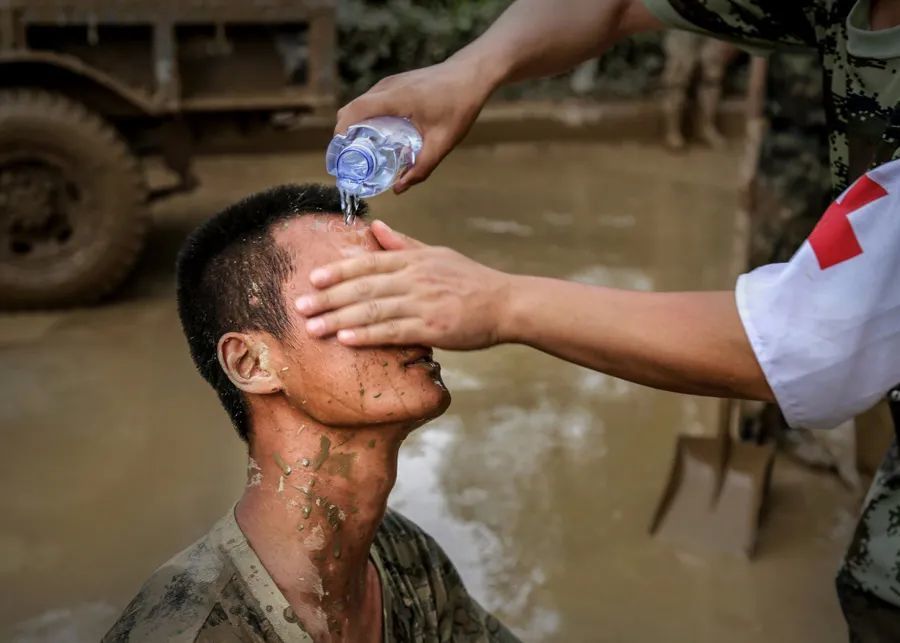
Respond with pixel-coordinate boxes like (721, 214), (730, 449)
(735, 159), (900, 430)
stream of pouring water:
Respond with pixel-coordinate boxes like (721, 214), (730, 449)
(340, 188), (359, 225)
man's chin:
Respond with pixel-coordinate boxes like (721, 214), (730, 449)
(397, 387), (452, 431)
(426, 387), (452, 420)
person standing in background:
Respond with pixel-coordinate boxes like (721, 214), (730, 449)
(661, 30), (739, 150)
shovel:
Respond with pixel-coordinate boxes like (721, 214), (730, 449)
(648, 56), (776, 558)
(649, 398), (775, 557)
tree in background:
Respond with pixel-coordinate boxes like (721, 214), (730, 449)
(337, 0), (665, 100)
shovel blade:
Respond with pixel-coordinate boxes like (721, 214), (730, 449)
(650, 436), (775, 558)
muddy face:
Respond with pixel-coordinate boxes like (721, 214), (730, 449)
(263, 214), (450, 427)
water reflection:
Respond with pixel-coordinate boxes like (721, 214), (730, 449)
(395, 345), (687, 640)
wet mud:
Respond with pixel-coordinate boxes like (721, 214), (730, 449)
(0, 142), (859, 642)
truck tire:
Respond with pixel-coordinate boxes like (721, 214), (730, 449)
(0, 89), (149, 308)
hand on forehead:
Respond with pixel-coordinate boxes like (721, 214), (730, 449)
(257, 214), (449, 429)
(274, 214), (379, 295)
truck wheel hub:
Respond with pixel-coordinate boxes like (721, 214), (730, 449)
(0, 161), (76, 258)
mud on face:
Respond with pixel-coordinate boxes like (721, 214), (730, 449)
(262, 215), (450, 428)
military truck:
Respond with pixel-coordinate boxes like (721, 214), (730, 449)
(0, 0), (336, 308)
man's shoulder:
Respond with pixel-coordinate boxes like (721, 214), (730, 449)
(103, 527), (232, 642)
(374, 508), (460, 593)
(379, 506), (429, 538)
(376, 509), (520, 642)
(377, 508), (450, 563)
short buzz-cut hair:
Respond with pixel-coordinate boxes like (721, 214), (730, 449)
(176, 183), (368, 442)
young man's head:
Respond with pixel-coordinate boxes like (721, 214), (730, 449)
(176, 184), (450, 443)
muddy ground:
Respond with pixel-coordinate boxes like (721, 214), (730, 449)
(1, 142), (859, 642)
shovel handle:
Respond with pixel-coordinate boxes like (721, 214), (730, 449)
(716, 398), (741, 443)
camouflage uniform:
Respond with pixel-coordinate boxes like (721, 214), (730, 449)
(104, 508), (518, 642)
(642, 0), (900, 639)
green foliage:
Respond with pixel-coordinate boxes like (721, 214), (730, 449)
(337, 0), (665, 100)
(337, 0), (508, 98)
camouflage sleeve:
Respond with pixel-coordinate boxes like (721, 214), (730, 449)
(641, 0), (818, 52)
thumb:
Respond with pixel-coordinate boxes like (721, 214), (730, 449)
(371, 220), (426, 250)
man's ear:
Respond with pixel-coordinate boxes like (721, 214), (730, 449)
(217, 332), (282, 395)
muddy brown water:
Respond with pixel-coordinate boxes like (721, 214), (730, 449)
(0, 142), (859, 642)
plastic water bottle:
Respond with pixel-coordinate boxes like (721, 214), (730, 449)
(326, 117), (423, 223)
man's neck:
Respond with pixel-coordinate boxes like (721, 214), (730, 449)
(235, 399), (409, 642)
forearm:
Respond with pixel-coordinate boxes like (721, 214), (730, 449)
(301, 225), (771, 403)
(501, 276), (774, 401)
(451, 0), (664, 89)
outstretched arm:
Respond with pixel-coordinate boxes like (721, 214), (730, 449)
(295, 222), (773, 402)
(503, 278), (772, 400)
(336, 0), (663, 191)
(450, 0), (662, 85)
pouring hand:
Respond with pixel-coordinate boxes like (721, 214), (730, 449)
(335, 58), (494, 194)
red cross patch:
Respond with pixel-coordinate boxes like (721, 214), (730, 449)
(808, 174), (889, 269)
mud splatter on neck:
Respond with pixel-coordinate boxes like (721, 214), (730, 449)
(311, 435), (331, 471)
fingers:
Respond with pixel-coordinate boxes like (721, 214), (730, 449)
(297, 273), (405, 317)
(307, 250), (411, 289)
(305, 296), (411, 338)
(334, 93), (395, 135)
(336, 319), (429, 347)
(370, 220), (426, 251)
(394, 134), (447, 193)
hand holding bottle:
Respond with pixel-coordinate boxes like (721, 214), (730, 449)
(334, 57), (497, 193)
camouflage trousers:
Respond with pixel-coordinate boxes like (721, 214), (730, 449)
(837, 567), (900, 643)
(837, 434), (900, 642)
(661, 30), (738, 149)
